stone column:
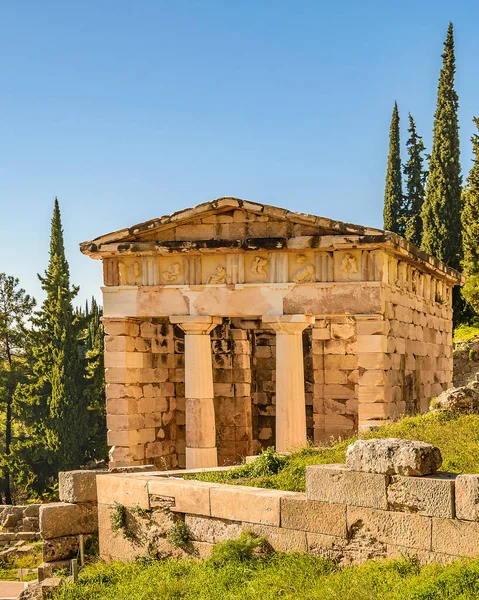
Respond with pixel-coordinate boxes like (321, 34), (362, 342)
(262, 315), (315, 453)
(170, 316), (222, 469)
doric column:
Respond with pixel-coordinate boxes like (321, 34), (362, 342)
(262, 315), (315, 453)
(170, 316), (222, 469)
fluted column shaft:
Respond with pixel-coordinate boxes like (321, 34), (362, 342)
(170, 316), (221, 469)
(263, 315), (315, 453)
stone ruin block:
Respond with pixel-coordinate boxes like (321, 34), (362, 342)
(346, 438), (442, 476)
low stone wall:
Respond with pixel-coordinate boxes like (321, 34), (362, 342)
(0, 505), (41, 546)
(93, 447), (479, 565)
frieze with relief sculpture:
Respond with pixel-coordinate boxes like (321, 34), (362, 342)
(292, 254), (315, 283)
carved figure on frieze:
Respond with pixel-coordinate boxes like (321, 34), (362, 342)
(340, 253), (358, 275)
(251, 256), (269, 277)
(118, 260), (141, 285)
(292, 254), (314, 283)
(207, 265), (226, 284)
(163, 263), (182, 282)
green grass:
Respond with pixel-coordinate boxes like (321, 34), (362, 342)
(0, 542), (42, 581)
(187, 411), (479, 491)
(454, 323), (479, 343)
(53, 549), (479, 600)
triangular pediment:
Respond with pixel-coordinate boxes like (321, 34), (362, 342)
(80, 197), (384, 252)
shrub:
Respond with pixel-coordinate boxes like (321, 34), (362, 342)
(210, 532), (268, 566)
(167, 520), (190, 548)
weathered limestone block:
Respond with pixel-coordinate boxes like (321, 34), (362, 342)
(347, 506), (431, 550)
(1, 507), (24, 528)
(245, 524), (307, 552)
(346, 439), (442, 476)
(386, 544), (456, 565)
(59, 470), (104, 504)
(210, 486), (295, 526)
(42, 534), (93, 562)
(387, 473), (455, 518)
(431, 386), (479, 412)
(306, 464), (388, 509)
(40, 503), (98, 540)
(184, 515), (242, 544)
(455, 475), (479, 521)
(148, 478), (216, 516)
(96, 474), (150, 509)
(432, 517), (479, 557)
(280, 494), (347, 537)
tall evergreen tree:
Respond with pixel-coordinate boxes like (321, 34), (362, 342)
(14, 199), (88, 491)
(461, 118), (479, 313)
(0, 275), (35, 503)
(403, 114), (427, 246)
(83, 298), (107, 462)
(383, 102), (404, 234)
(421, 22), (462, 269)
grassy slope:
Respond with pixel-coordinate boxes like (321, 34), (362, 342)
(187, 411), (479, 491)
(454, 323), (479, 343)
(54, 553), (479, 600)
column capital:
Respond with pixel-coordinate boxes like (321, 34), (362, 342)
(262, 314), (314, 334)
(170, 315), (222, 335)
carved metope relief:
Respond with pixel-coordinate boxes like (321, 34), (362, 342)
(251, 256), (268, 277)
(118, 259), (141, 285)
(163, 262), (182, 282)
(292, 254), (314, 283)
(340, 253), (358, 275)
(207, 265), (226, 284)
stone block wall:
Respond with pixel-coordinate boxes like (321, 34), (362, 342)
(92, 457), (479, 566)
(0, 505), (40, 547)
(39, 471), (100, 563)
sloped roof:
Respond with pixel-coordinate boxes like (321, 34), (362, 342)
(79, 196), (463, 283)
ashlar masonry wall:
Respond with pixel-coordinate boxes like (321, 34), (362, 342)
(90, 461), (479, 566)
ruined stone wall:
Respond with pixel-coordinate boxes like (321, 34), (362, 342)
(93, 463), (479, 566)
(0, 505), (40, 547)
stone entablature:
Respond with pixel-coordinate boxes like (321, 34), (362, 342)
(81, 198), (463, 470)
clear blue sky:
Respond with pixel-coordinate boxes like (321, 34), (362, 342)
(1, 0), (478, 307)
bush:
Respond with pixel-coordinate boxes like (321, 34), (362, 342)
(210, 532), (268, 566)
(167, 520), (190, 548)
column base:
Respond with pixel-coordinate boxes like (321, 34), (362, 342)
(186, 447), (218, 469)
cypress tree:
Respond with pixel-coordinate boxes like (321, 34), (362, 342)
(15, 199), (88, 490)
(403, 114), (427, 246)
(421, 22), (462, 269)
(383, 102), (404, 234)
(461, 118), (479, 313)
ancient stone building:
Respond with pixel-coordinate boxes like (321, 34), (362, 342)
(80, 197), (462, 470)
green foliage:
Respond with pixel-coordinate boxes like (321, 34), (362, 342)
(0, 273), (35, 503)
(110, 503), (135, 540)
(167, 520), (191, 548)
(403, 114), (427, 246)
(383, 102), (404, 234)
(0, 542), (42, 581)
(421, 23), (462, 270)
(453, 322), (479, 343)
(462, 275), (479, 316)
(52, 547), (479, 600)
(210, 532), (268, 567)
(461, 117), (479, 276)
